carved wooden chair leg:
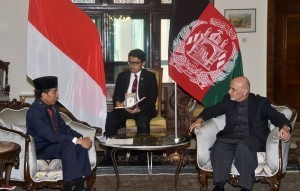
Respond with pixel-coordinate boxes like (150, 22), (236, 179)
(198, 172), (209, 191)
(26, 185), (36, 191)
(265, 177), (280, 191)
(86, 171), (96, 191)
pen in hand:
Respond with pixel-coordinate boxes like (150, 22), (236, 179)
(115, 97), (124, 107)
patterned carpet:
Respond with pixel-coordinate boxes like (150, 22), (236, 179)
(10, 172), (300, 191)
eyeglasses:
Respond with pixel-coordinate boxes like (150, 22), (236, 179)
(128, 61), (143, 66)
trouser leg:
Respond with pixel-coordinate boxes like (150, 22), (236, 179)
(105, 111), (121, 137)
(234, 142), (258, 190)
(105, 110), (136, 136)
(61, 141), (91, 181)
(135, 112), (152, 134)
(38, 141), (91, 189)
(210, 141), (236, 183)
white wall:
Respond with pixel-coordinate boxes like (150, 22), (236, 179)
(0, 0), (33, 102)
(0, 0), (268, 102)
(215, 0), (268, 96)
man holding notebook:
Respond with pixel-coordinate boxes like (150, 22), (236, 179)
(104, 49), (158, 137)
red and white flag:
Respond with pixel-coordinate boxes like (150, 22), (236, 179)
(27, 0), (106, 129)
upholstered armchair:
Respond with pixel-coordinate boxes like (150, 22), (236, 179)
(125, 68), (167, 137)
(0, 99), (97, 191)
(193, 105), (297, 191)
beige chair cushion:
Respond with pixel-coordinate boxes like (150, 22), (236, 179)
(37, 159), (62, 171)
(126, 115), (167, 136)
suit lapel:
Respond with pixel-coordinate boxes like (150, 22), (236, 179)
(248, 93), (256, 127)
(139, 69), (145, 88)
(124, 71), (131, 91)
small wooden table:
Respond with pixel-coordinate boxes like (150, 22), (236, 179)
(0, 141), (21, 186)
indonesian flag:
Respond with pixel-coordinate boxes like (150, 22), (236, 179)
(169, 0), (243, 107)
(27, 0), (106, 129)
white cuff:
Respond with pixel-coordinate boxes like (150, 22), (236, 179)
(72, 137), (78, 145)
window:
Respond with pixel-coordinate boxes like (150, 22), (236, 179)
(108, 14), (148, 62)
(72, 0), (95, 3)
(112, 0), (145, 4)
(74, 1), (172, 83)
(160, 19), (172, 83)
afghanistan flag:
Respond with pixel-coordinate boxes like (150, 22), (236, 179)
(168, 0), (243, 107)
(27, 0), (107, 129)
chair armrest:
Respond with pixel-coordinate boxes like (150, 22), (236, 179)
(194, 118), (220, 167)
(266, 127), (291, 173)
(67, 121), (97, 169)
(0, 126), (36, 181)
(266, 127), (280, 173)
(28, 135), (38, 180)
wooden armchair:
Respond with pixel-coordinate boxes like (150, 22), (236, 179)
(125, 68), (167, 137)
(193, 104), (297, 191)
(0, 99), (97, 191)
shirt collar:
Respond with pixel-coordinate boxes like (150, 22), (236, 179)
(131, 70), (142, 78)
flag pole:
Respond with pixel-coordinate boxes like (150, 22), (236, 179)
(174, 82), (179, 143)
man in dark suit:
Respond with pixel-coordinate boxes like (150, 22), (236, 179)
(189, 76), (291, 191)
(105, 49), (158, 137)
(26, 76), (93, 191)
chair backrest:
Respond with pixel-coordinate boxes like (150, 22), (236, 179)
(270, 104), (297, 130)
(144, 68), (163, 116)
(0, 107), (29, 128)
(0, 99), (30, 128)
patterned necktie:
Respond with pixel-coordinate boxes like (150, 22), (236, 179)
(47, 108), (58, 133)
(131, 74), (138, 93)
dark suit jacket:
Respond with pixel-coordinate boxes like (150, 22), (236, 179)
(113, 69), (158, 113)
(199, 93), (292, 146)
(26, 99), (82, 153)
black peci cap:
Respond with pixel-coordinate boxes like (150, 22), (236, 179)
(33, 76), (58, 91)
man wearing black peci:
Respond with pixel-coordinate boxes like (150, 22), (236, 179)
(27, 76), (92, 191)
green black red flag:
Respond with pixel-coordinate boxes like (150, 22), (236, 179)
(168, 0), (243, 107)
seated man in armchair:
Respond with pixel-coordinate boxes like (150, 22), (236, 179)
(26, 76), (93, 191)
(189, 76), (291, 191)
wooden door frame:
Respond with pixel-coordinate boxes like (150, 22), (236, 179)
(267, 0), (275, 101)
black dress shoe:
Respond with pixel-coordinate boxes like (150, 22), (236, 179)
(138, 153), (148, 165)
(73, 188), (90, 191)
(213, 186), (225, 191)
(240, 188), (251, 191)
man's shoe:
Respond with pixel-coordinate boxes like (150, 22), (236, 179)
(213, 186), (225, 191)
(63, 181), (73, 191)
(73, 188), (90, 191)
(240, 188), (251, 191)
(138, 152), (148, 165)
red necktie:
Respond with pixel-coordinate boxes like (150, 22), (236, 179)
(131, 74), (138, 93)
(47, 108), (58, 133)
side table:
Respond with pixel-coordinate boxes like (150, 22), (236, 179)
(0, 141), (21, 186)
